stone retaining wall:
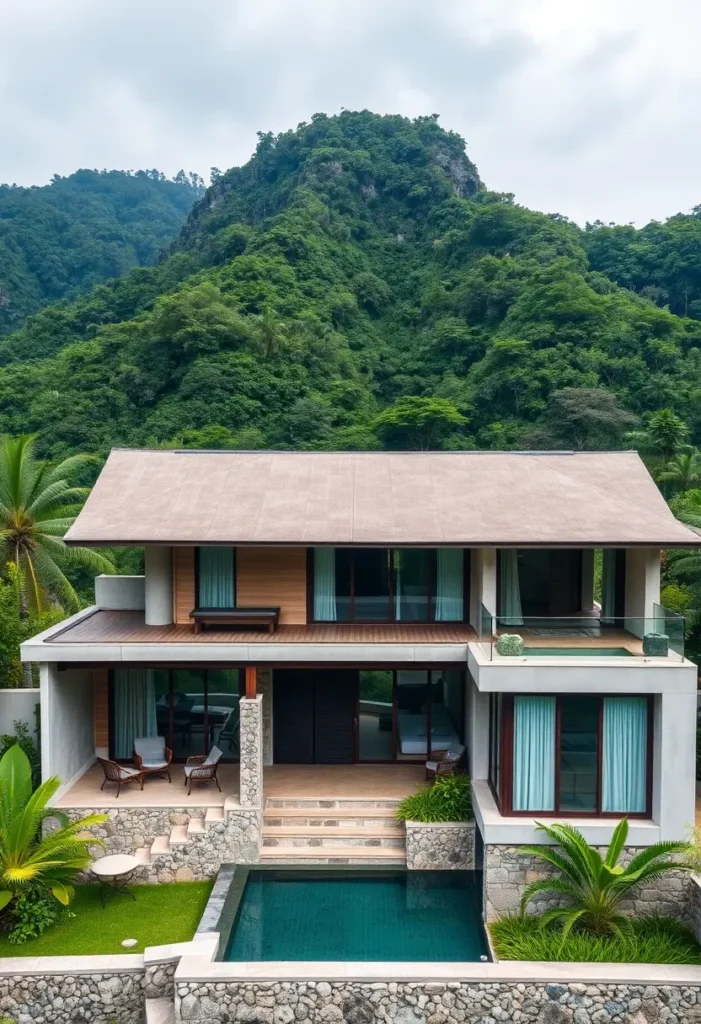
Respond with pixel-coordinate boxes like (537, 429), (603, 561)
(63, 806), (260, 883)
(174, 979), (701, 1024)
(685, 874), (701, 943)
(0, 965), (144, 1024)
(484, 843), (690, 921)
(405, 821), (475, 870)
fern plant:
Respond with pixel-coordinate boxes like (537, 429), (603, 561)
(521, 819), (691, 940)
(396, 774), (472, 822)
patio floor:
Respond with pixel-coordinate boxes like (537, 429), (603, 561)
(55, 762), (425, 808)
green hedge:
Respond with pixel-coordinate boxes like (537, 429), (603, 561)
(490, 914), (701, 964)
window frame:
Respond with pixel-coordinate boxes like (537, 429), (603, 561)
(194, 545), (237, 610)
(308, 548), (469, 623)
(492, 693), (653, 819)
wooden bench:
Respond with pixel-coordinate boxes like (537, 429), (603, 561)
(190, 607), (281, 634)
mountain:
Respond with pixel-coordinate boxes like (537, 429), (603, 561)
(1, 110), (700, 462)
(0, 168), (204, 335)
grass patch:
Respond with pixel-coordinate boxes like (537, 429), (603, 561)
(0, 882), (212, 956)
(490, 914), (701, 965)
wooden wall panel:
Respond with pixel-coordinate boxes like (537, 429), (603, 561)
(93, 667), (109, 751)
(173, 546), (196, 624)
(237, 547), (307, 624)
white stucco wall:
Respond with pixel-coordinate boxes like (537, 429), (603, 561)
(625, 547), (661, 636)
(469, 548), (497, 629)
(0, 689), (39, 743)
(466, 672), (489, 781)
(95, 574), (145, 610)
(40, 664), (95, 795)
(144, 547), (173, 625)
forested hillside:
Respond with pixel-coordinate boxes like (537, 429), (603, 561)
(0, 168), (204, 335)
(1, 110), (701, 463)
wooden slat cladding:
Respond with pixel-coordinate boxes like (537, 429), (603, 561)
(236, 547), (307, 624)
(173, 547), (196, 624)
(93, 667), (109, 750)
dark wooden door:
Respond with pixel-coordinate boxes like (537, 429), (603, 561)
(273, 670), (314, 763)
(272, 670), (357, 764)
(548, 550), (582, 615)
(313, 670), (356, 764)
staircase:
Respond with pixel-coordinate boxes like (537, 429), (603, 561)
(134, 802), (233, 869)
(260, 797), (406, 864)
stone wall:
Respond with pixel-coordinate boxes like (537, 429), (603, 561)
(484, 843), (690, 922)
(239, 695), (263, 809)
(174, 979), (701, 1024)
(685, 873), (701, 943)
(63, 805), (260, 883)
(405, 822), (475, 870)
(0, 966), (144, 1024)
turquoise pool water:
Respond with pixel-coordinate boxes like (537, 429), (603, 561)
(224, 870), (488, 962)
(522, 647), (633, 657)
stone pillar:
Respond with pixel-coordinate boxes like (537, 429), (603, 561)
(239, 695), (263, 808)
(144, 546), (173, 626)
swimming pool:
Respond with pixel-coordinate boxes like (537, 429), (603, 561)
(521, 647), (633, 657)
(223, 869), (488, 962)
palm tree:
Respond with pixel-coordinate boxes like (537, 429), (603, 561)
(657, 450), (701, 491)
(626, 409), (690, 464)
(521, 819), (690, 940)
(0, 435), (113, 613)
(0, 745), (106, 912)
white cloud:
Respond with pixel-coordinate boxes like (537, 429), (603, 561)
(0, 0), (698, 225)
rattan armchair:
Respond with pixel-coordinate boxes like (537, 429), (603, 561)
(133, 736), (173, 782)
(183, 745), (223, 795)
(98, 757), (145, 797)
(425, 742), (466, 780)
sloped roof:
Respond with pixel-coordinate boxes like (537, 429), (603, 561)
(64, 449), (701, 548)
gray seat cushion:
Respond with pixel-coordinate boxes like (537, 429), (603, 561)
(119, 765), (142, 778)
(134, 736), (167, 759)
(140, 759), (168, 770)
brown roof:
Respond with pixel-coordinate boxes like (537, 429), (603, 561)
(64, 449), (701, 547)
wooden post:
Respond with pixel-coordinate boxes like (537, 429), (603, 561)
(245, 666), (257, 699)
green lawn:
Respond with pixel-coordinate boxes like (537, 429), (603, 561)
(0, 882), (213, 956)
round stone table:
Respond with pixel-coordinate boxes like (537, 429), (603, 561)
(91, 854), (141, 906)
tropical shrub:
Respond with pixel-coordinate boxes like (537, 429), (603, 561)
(496, 634), (524, 656)
(0, 722), (40, 790)
(490, 914), (701, 964)
(0, 744), (107, 932)
(396, 773), (472, 823)
(521, 819), (691, 939)
(7, 887), (63, 944)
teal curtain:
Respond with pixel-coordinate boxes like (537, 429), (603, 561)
(601, 549), (616, 625)
(435, 549), (464, 621)
(513, 696), (555, 811)
(500, 550), (523, 626)
(602, 697), (647, 813)
(198, 546), (235, 608)
(114, 669), (158, 759)
(314, 547), (337, 621)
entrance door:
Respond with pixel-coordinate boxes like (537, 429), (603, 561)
(273, 670), (356, 764)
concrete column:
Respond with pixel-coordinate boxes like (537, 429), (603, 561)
(625, 548), (661, 636)
(469, 549), (498, 628)
(239, 695), (263, 808)
(257, 669), (274, 766)
(144, 546), (173, 626)
(39, 662), (56, 784)
(653, 688), (697, 840)
(466, 671), (489, 781)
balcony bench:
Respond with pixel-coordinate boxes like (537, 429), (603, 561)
(190, 606), (281, 634)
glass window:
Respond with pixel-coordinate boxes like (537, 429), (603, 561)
(334, 549), (352, 622)
(395, 549), (430, 621)
(489, 694), (502, 801)
(396, 670), (429, 760)
(207, 669), (242, 756)
(358, 671), (394, 760)
(559, 696), (598, 812)
(171, 669), (206, 760)
(354, 548), (390, 621)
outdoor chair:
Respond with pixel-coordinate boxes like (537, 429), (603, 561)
(217, 707), (240, 754)
(183, 745), (223, 795)
(98, 757), (145, 797)
(133, 736), (173, 782)
(425, 741), (466, 780)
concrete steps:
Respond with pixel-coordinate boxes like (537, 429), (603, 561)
(134, 803), (230, 867)
(261, 796), (406, 864)
(145, 997), (175, 1024)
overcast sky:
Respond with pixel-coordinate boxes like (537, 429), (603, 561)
(1, 0), (698, 226)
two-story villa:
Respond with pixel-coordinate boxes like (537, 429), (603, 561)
(21, 448), (700, 916)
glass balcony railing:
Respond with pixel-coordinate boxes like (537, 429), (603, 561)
(477, 604), (685, 662)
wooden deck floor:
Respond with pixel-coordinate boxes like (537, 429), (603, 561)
(48, 610), (478, 645)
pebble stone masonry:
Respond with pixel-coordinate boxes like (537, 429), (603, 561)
(0, 965), (145, 1024)
(404, 822), (475, 870)
(174, 979), (701, 1023)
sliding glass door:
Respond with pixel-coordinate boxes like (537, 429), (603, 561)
(112, 668), (242, 762)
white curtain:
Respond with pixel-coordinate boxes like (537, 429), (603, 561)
(113, 669), (158, 759)
(435, 549), (464, 621)
(500, 550), (523, 626)
(314, 547), (337, 621)
(601, 549), (616, 625)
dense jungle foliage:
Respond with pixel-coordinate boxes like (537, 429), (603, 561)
(1, 111), (701, 463)
(0, 168), (204, 335)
